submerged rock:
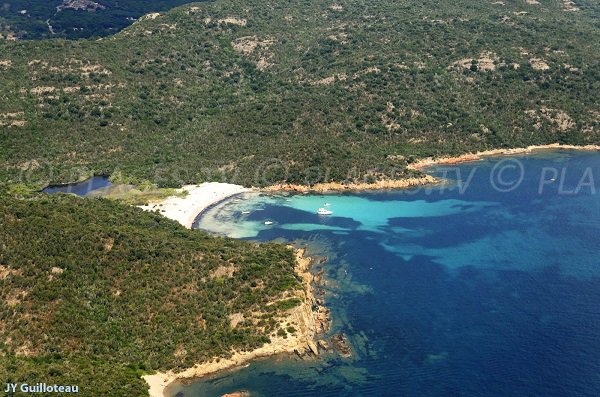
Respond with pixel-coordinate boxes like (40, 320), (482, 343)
(331, 333), (352, 358)
(221, 391), (250, 397)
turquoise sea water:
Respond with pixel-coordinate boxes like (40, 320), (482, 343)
(173, 151), (600, 397)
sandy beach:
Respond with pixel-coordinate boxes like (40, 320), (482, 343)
(138, 182), (250, 229)
(143, 248), (328, 397)
(408, 144), (600, 170)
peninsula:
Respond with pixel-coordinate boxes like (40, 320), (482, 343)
(144, 248), (330, 397)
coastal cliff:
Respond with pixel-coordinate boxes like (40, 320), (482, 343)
(143, 248), (329, 397)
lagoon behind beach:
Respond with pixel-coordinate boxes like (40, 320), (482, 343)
(179, 151), (600, 397)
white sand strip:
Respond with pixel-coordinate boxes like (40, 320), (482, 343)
(138, 182), (250, 229)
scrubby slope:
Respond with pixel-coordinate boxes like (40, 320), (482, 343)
(0, 0), (598, 187)
(0, 194), (301, 396)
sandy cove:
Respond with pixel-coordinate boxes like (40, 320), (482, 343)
(138, 182), (250, 229)
(143, 248), (329, 397)
(408, 144), (600, 170)
(141, 143), (600, 396)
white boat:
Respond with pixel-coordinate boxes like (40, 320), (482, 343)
(323, 203), (331, 207)
(317, 208), (333, 215)
(241, 211), (251, 214)
(264, 221), (274, 225)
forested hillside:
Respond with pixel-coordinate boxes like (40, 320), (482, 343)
(0, 0), (202, 39)
(1, 0), (598, 187)
(0, 194), (301, 396)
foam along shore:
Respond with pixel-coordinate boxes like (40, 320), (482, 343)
(407, 144), (600, 170)
(262, 174), (439, 193)
(138, 183), (250, 229)
(143, 248), (329, 397)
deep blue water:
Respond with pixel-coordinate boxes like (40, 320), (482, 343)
(176, 151), (600, 397)
(42, 176), (111, 196)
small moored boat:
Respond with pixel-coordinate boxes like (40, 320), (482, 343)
(264, 221), (274, 225)
(317, 208), (333, 215)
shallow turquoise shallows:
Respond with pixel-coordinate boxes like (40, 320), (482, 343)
(174, 151), (600, 397)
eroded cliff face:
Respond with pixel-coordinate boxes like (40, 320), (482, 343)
(144, 247), (331, 397)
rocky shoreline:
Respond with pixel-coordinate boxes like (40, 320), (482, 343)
(261, 175), (439, 194)
(143, 247), (330, 397)
(407, 144), (600, 170)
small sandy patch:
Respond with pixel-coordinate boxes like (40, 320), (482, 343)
(30, 58), (111, 79)
(209, 265), (237, 279)
(0, 112), (26, 127)
(14, 340), (38, 357)
(327, 32), (349, 43)
(140, 12), (161, 21)
(186, 6), (202, 15)
(0, 265), (21, 280)
(313, 76), (336, 85)
(218, 17), (247, 26)
(563, 63), (579, 72)
(0, 60), (12, 69)
(526, 108), (574, 131)
(0, 120), (26, 127)
(256, 57), (271, 71)
(353, 66), (380, 79)
(6, 289), (28, 307)
(381, 113), (400, 131)
(229, 313), (245, 328)
(104, 238), (114, 252)
(454, 51), (498, 71)
(563, 0), (579, 11)
(525, 0), (540, 4)
(311, 73), (347, 85)
(329, 4), (343, 11)
(0, 112), (24, 119)
(30, 86), (57, 95)
(530, 58), (550, 71)
(232, 36), (275, 55)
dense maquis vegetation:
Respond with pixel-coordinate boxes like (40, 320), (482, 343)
(0, 0), (598, 394)
(0, 194), (301, 396)
(0, 0), (599, 187)
(0, 0), (204, 40)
